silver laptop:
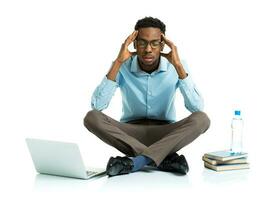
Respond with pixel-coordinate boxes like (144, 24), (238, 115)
(26, 138), (106, 179)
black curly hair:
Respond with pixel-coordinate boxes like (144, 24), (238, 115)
(134, 17), (166, 34)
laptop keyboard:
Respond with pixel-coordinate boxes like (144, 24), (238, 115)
(86, 171), (98, 176)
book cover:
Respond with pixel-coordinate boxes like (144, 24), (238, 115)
(204, 162), (250, 171)
(202, 156), (248, 165)
(203, 150), (248, 161)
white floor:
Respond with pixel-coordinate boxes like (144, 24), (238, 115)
(3, 147), (275, 200)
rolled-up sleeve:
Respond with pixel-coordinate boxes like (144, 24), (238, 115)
(178, 76), (204, 112)
(178, 60), (204, 112)
(91, 75), (119, 111)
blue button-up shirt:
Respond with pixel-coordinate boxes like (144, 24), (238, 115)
(91, 55), (203, 123)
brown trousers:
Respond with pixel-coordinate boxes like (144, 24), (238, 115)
(84, 110), (210, 166)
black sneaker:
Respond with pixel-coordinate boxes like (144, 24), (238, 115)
(158, 153), (189, 174)
(106, 156), (134, 177)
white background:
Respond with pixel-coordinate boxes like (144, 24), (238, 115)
(1, 0), (277, 199)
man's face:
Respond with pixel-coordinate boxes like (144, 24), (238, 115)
(135, 27), (164, 68)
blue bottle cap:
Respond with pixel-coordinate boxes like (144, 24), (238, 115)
(235, 110), (241, 116)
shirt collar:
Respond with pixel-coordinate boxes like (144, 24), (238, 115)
(130, 55), (168, 73)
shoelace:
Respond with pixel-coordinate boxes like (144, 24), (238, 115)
(119, 160), (133, 173)
(159, 158), (175, 170)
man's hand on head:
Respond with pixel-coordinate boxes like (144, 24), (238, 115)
(160, 34), (182, 68)
(116, 31), (138, 64)
(161, 34), (187, 79)
(107, 31), (138, 81)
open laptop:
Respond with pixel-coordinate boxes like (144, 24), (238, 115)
(26, 138), (106, 179)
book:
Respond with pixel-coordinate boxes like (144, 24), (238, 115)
(202, 156), (248, 166)
(204, 161), (250, 171)
(203, 150), (248, 162)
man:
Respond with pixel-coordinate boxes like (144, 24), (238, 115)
(84, 17), (210, 177)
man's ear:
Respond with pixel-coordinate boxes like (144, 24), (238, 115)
(133, 40), (137, 49)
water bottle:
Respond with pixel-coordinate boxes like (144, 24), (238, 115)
(231, 110), (243, 153)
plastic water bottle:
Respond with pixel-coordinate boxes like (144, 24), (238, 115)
(231, 110), (243, 153)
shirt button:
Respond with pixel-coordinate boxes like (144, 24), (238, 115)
(148, 105), (151, 109)
(148, 91), (152, 95)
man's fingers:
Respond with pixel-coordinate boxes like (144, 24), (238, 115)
(131, 30), (138, 41)
(125, 31), (138, 46)
(161, 34), (174, 48)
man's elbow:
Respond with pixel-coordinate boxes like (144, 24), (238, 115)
(186, 101), (204, 113)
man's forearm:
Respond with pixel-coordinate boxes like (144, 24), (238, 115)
(174, 63), (188, 79)
(106, 59), (122, 81)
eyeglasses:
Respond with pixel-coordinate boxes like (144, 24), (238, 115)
(135, 39), (163, 49)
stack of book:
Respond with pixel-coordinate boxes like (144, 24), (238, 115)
(203, 150), (250, 171)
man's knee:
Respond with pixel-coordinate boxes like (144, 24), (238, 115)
(83, 109), (102, 129)
(189, 111), (210, 133)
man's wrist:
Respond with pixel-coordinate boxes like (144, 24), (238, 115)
(114, 58), (124, 65)
(106, 59), (123, 81)
(174, 63), (187, 79)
